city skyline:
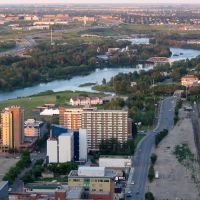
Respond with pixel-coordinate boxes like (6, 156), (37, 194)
(0, 0), (200, 4)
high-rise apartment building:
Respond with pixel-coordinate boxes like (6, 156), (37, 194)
(1, 106), (24, 150)
(81, 110), (129, 151)
(59, 108), (130, 151)
(59, 107), (95, 130)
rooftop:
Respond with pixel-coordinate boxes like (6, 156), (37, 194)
(69, 167), (116, 178)
(100, 155), (132, 159)
(82, 109), (128, 113)
(182, 74), (198, 79)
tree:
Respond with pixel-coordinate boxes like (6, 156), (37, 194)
(102, 78), (106, 85)
(22, 172), (34, 183)
(148, 165), (155, 182)
(150, 153), (157, 165)
(145, 192), (155, 200)
(132, 122), (138, 137)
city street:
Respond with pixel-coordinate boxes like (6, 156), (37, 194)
(125, 96), (176, 200)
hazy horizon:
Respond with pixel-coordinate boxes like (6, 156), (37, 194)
(0, 0), (200, 5)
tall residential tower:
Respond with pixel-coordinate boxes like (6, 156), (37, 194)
(1, 106), (24, 151)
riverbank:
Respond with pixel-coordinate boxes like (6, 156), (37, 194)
(0, 66), (152, 102)
(0, 90), (106, 119)
(0, 45), (199, 101)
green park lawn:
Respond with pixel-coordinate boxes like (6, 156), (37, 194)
(0, 90), (105, 119)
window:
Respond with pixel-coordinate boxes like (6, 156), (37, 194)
(73, 179), (80, 182)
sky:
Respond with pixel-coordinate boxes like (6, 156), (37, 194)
(0, 0), (199, 4)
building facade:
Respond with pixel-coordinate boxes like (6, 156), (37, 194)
(59, 108), (130, 151)
(70, 96), (103, 106)
(59, 107), (82, 130)
(181, 75), (199, 87)
(68, 166), (115, 200)
(1, 106), (24, 150)
(59, 134), (74, 163)
(81, 110), (129, 151)
(24, 119), (43, 138)
(59, 107), (94, 130)
(47, 127), (88, 163)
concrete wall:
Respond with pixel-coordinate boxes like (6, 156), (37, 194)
(79, 128), (88, 161)
(59, 134), (73, 163)
(47, 139), (58, 163)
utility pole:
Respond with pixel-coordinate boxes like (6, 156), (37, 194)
(186, 86), (188, 100)
(50, 28), (54, 46)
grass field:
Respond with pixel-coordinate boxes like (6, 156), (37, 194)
(0, 90), (105, 119)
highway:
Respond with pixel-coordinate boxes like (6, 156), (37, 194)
(125, 96), (176, 200)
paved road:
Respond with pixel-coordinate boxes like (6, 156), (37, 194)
(125, 96), (176, 200)
(0, 36), (36, 57)
(11, 123), (47, 193)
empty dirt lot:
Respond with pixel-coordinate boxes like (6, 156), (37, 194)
(147, 108), (200, 200)
(0, 157), (18, 181)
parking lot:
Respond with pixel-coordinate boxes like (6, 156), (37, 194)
(0, 157), (18, 181)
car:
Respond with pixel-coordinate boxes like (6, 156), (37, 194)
(126, 191), (132, 197)
(131, 181), (135, 185)
(136, 191), (140, 195)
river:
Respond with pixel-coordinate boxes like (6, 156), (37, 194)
(0, 40), (200, 101)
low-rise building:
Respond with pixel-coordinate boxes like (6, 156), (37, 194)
(68, 166), (116, 200)
(40, 109), (59, 116)
(70, 96), (103, 106)
(99, 156), (132, 169)
(146, 57), (169, 64)
(73, 16), (96, 23)
(24, 25), (50, 31)
(24, 119), (44, 138)
(181, 75), (199, 87)
(9, 193), (38, 200)
(24, 15), (39, 21)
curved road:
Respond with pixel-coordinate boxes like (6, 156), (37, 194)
(126, 96), (176, 200)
